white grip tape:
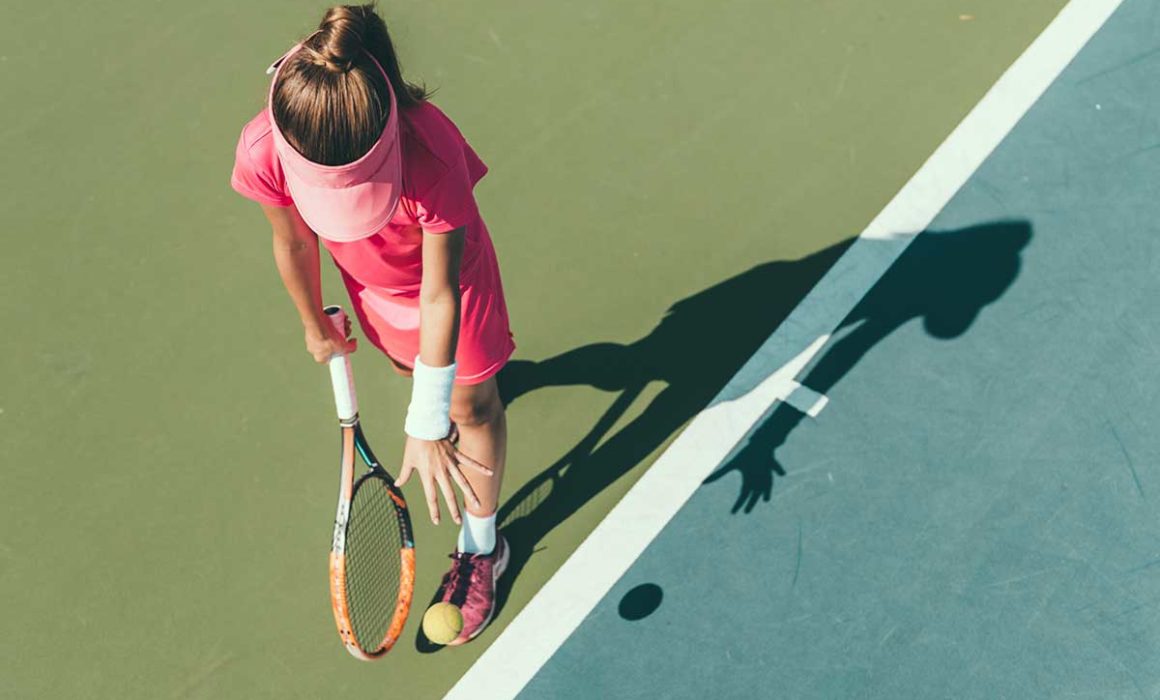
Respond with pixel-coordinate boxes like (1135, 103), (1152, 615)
(324, 306), (358, 421)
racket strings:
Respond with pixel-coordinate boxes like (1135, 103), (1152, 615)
(344, 478), (405, 651)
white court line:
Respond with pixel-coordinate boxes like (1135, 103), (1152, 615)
(445, 1), (1124, 697)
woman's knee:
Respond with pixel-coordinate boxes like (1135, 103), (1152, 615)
(449, 381), (503, 427)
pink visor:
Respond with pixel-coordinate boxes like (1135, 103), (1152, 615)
(266, 38), (402, 242)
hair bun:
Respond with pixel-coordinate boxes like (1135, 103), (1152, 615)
(312, 4), (370, 73)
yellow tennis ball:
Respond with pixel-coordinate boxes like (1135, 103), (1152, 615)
(422, 602), (463, 645)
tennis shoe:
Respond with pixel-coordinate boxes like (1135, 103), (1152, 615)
(434, 534), (509, 646)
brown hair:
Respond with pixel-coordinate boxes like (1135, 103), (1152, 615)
(271, 3), (430, 166)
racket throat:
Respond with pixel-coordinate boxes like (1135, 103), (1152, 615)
(332, 501), (351, 553)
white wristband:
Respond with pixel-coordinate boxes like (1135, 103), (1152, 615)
(404, 356), (456, 440)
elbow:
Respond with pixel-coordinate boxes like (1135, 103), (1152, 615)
(273, 237), (312, 255)
(419, 284), (461, 308)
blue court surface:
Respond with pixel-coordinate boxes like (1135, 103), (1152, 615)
(453, 1), (1160, 697)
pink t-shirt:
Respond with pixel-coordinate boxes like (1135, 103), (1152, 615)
(230, 101), (490, 294)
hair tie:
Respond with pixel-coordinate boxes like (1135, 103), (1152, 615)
(304, 45), (354, 74)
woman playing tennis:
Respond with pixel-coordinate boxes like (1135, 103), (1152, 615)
(229, 3), (512, 646)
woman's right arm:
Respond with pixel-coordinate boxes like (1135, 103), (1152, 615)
(260, 203), (356, 363)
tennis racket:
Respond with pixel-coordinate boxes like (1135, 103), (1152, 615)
(323, 305), (416, 660)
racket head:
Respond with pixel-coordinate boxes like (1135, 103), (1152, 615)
(329, 425), (415, 660)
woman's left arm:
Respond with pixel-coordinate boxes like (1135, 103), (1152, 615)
(417, 226), (465, 366)
(397, 225), (493, 526)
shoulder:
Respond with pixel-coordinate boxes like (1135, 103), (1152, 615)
(400, 101), (468, 164)
(229, 110), (292, 207)
(400, 101), (488, 196)
(235, 110), (281, 173)
(399, 101), (489, 233)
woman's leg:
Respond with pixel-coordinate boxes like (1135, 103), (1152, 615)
(449, 376), (507, 516)
(390, 356), (505, 509)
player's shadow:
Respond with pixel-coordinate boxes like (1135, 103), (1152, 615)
(702, 219), (1032, 512)
(428, 219), (1031, 643)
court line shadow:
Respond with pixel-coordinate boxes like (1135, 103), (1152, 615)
(443, 219), (1031, 638)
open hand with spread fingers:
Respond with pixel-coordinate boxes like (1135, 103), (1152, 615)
(397, 430), (493, 525)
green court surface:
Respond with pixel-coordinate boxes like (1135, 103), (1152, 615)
(1, 1), (1073, 698)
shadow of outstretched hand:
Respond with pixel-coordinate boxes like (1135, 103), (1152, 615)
(703, 403), (794, 513)
(702, 220), (1032, 514)
(702, 448), (785, 514)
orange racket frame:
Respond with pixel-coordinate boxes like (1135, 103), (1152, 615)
(324, 306), (416, 660)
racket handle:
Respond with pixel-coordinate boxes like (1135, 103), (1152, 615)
(323, 305), (358, 422)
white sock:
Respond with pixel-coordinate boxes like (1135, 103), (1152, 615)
(457, 511), (497, 555)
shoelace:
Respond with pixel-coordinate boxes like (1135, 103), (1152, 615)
(444, 552), (480, 607)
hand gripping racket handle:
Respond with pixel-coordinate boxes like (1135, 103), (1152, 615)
(323, 305), (358, 422)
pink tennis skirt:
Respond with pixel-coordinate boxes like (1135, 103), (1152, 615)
(339, 219), (515, 386)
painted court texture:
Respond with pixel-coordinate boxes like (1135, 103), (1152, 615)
(8, 0), (1155, 698)
(504, 1), (1158, 696)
